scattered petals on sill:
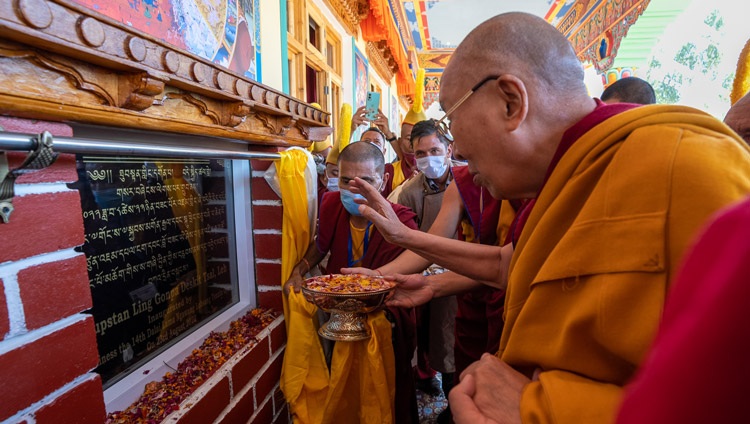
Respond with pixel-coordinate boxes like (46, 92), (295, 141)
(106, 308), (279, 424)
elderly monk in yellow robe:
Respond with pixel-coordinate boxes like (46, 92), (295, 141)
(348, 12), (750, 424)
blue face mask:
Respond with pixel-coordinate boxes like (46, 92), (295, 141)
(340, 189), (365, 216)
(326, 177), (339, 192)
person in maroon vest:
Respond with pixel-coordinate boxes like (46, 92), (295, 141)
(284, 141), (420, 424)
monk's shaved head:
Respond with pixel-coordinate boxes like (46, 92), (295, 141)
(338, 141), (385, 175)
(437, 12), (597, 200)
(443, 12), (587, 105)
(725, 92), (750, 145)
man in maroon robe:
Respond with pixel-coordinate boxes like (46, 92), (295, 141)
(284, 141), (420, 424)
(616, 196), (750, 424)
(451, 166), (504, 380)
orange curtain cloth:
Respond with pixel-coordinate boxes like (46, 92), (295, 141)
(360, 0), (415, 96)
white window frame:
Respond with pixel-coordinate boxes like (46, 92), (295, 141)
(67, 124), (258, 413)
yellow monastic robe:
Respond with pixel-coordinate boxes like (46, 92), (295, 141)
(278, 149), (396, 423)
(282, 292), (395, 424)
(391, 159), (406, 191)
(501, 105), (750, 423)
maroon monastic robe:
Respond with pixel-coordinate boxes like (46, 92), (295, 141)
(382, 162), (395, 199)
(616, 196), (750, 424)
(452, 165), (504, 377)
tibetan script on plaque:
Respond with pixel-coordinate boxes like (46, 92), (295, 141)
(74, 156), (238, 386)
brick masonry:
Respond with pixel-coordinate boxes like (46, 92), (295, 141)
(165, 316), (288, 424)
(0, 118), (292, 423)
(17, 255), (93, 331)
(0, 318), (100, 421)
(33, 376), (106, 424)
(251, 158), (285, 314)
(0, 118), (107, 423)
(0, 278), (8, 341)
(0, 192), (86, 263)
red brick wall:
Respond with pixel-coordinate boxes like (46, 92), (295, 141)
(251, 159), (284, 313)
(166, 316), (289, 423)
(0, 118), (291, 423)
(0, 117), (107, 423)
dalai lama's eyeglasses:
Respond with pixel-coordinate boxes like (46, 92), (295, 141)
(433, 75), (501, 142)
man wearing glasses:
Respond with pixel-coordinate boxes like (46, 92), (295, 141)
(350, 12), (750, 424)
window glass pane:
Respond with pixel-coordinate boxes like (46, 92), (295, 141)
(326, 41), (334, 68)
(77, 156), (238, 387)
(309, 18), (319, 50)
(306, 65), (318, 104)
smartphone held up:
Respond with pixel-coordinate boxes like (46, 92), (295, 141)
(365, 92), (380, 122)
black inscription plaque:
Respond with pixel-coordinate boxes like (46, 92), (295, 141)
(74, 156), (238, 386)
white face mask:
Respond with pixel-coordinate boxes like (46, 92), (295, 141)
(326, 177), (340, 192)
(416, 155), (448, 179)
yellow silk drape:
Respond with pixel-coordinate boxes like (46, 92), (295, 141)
(276, 149), (395, 423)
(277, 149), (312, 299)
(730, 38), (750, 105)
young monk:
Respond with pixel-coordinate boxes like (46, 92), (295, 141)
(284, 141), (420, 423)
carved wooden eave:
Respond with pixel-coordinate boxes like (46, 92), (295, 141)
(0, 0), (332, 147)
(366, 41), (397, 84)
(323, 0), (369, 35)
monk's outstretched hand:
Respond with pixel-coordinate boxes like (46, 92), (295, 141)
(340, 267), (380, 276)
(351, 177), (411, 245)
(384, 273), (434, 308)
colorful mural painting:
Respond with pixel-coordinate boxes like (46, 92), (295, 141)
(547, 0), (651, 72)
(602, 67), (637, 87)
(351, 44), (369, 142)
(424, 72), (441, 110)
(70, 0), (261, 81)
(398, 0), (651, 78)
(353, 45), (369, 108)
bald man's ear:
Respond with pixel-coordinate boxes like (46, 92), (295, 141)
(493, 75), (528, 132)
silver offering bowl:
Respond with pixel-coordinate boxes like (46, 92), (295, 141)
(301, 276), (395, 342)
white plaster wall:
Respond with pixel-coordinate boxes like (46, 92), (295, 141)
(259, 0), (283, 91)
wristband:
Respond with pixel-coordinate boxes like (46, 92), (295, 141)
(374, 269), (383, 276)
(386, 135), (398, 143)
(301, 257), (311, 273)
